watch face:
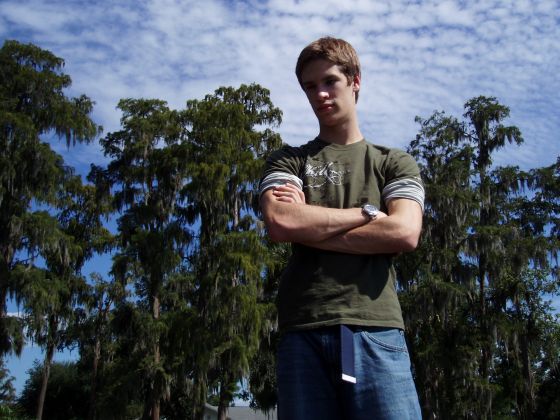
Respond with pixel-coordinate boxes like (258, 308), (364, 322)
(363, 204), (379, 218)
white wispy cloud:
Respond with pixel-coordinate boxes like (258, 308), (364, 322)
(1, 0), (559, 171)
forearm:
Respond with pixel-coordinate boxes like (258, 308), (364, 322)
(302, 199), (423, 255)
(260, 189), (368, 243)
(301, 214), (419, 255)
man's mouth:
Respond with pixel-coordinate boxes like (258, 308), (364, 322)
(317, 103), (334, 111)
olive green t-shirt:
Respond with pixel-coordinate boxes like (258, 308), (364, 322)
(260, 138), (423, 332)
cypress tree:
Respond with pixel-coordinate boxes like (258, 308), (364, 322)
(401, 96), (559, 418)
(0, 40), (101, 358)
(90, 98), (192, 419)
(182, 84), (282, 420)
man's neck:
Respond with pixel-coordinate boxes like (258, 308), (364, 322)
(318, 121), (363, 145)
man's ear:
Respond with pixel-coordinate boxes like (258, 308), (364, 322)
(352, 74), (361, 92)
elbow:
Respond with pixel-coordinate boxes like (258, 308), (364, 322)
(398, 228), (421, 253)
(401, 236), (419, 252)
(263, 215), (294, 243)
(260, 195), (297, 243)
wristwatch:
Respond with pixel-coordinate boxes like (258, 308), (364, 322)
(362, 203), (379, 220)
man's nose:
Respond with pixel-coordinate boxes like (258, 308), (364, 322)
(317, 88), (329, 100)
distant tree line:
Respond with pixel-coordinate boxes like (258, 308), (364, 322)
(0, 40), (558, 420)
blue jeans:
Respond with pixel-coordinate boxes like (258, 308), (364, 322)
(277, 326), (422, 420)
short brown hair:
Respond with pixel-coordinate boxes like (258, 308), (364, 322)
(295, 37), (361, 102)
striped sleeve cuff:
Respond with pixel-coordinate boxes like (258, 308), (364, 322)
(259, 172), (304, 197)
(382, 177), (425, 211)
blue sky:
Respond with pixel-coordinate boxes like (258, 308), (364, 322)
(2, 0), (560, 394)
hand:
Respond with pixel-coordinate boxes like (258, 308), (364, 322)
(272, 183), (306, 204)
(372, 210), (388, 221)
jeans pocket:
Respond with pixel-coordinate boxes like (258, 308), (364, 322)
(360, 328), (408, 353)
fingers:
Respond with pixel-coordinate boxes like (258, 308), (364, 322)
(272, 183), (306, 204)
(374, 211), (388, 220)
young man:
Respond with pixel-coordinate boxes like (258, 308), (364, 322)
(259, 37), (424, 419)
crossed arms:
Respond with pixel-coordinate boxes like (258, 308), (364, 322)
(260, 183), (423, 255)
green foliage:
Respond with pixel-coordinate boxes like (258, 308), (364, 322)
(86, 84), (283, 419)
(0, 358), (16, 404)
(17, 361), (89, 420)
(246, 332), (279, 411)
(181, 83), (282, 419)
(400, 96), (559, 419)
(0, 39), (101, 359)
(90, 97), (192, 419)
(534, 364), (560, 419)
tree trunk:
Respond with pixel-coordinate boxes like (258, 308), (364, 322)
(152, 396), (160, 420)
(36, 341), (55, 420)
(151, 294), (160, 420)
(0, 282), (7, 319)
(87, 336), (101, 420)
(218, 404), (228, 420)
(520, 318), (535, 417)
(192, 373), (207, 420)
(218, 379), (230, 420)
(0, 286), (8, 354)
(479, 263), (488, 379)
(218, 405), (228, 420)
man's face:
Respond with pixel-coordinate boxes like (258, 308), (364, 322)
(300, 59), (360, 127)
